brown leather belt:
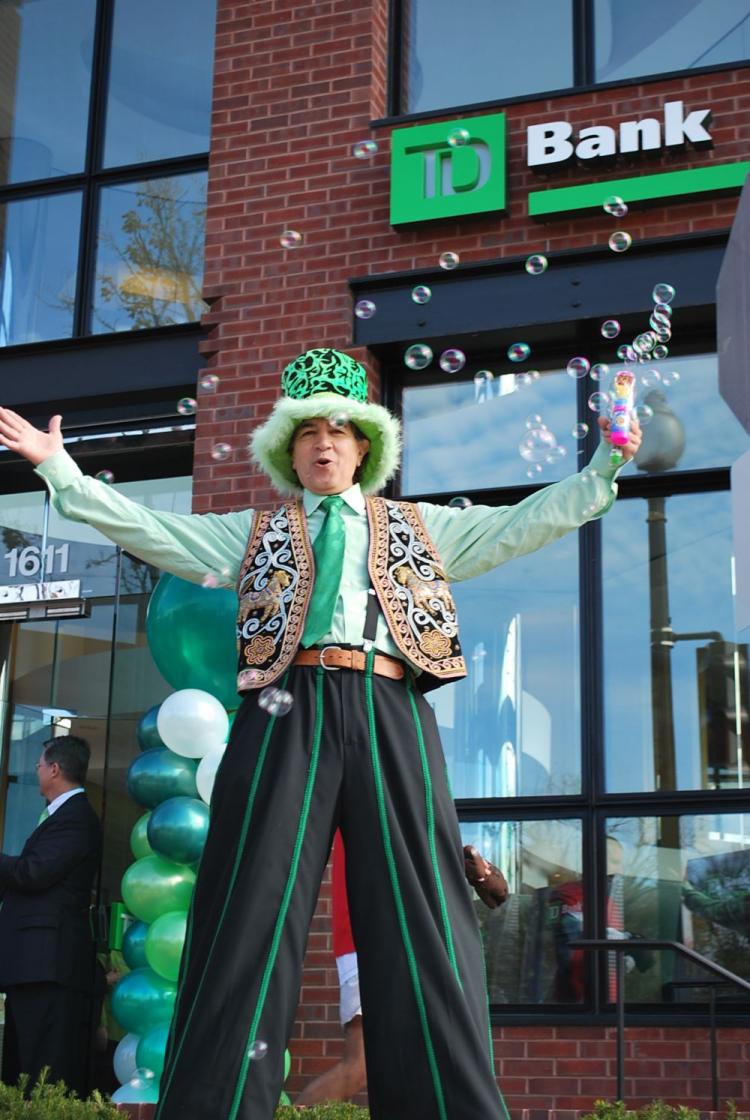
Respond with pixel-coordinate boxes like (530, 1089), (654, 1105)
(293, 646), (406, 680)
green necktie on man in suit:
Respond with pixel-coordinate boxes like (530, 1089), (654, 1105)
(302, 494), (346, 646)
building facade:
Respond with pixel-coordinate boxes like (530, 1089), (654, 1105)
(2, 0), (750, 1112)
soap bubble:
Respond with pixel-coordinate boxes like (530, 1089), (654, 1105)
(616, 344), (637, 363)
(332, 411), (350, 428)
(566, 356), (590, 380)
(525, 413), (544, 429)
(355, 299), (376, 319)
(447, 127), (470, 147)
(525, 254), (548, 275)
(448, 496), (473, 509)
(519, 427), (557, 463)
(608, 231), (632, 253)
(473, 370), (494, 388)
(515, 372), (535, 388)
(603, 195), (628, 217)
(653, 301), (672, 317)
(652, 344), (668, 359)
(661, 370), (681, 387)
(404, 344), (433, 370)
(636, 403), (654, 426)
(641, 369), (661, 388)
(353, 139), (378, 159)
(439, 348), (466, 374)
(258, 688), (293, 717)
(177, 397), (197, 416)
(199, 373), (219, 393)
(411, 285), (431, 304)
(545, 445), (567, 463)
(238, 668), (262, 689)
(590, 363), (609, 382)
(587, 391), (610, 413)
(280, 230), (302, 248)
(600, 319), (621, 339)
(633, 331), (657, 354)
(572, 423), (589, 440)
(526, 463), (543, 478)
(248, 1040), (269, 1061)
(210, 443), (232, 461)
(95, 469), (115, 485)
(438, 251), (459, 270)
(508, 342), (530, 363)
(652, 283), (676, 305)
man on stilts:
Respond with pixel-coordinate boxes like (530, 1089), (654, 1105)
(0, 347), (641, 1119)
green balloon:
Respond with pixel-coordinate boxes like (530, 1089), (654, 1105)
(130, 812), (154, 860)
(137, 704), (168, 752)
(111, 967), (176, 1034)
(127, 748), (198, 809)
(121, 855), (195, 925)
(145, 910), (187, 982)
(136, 1023), (170, 1079)
(146, 573), (239, 709)
(147, 797), (209, 865)
(122, 919), (149, 971)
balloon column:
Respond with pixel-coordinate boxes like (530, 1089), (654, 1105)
(111, 575), (294, 1106)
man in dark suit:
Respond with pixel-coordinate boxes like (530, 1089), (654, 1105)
(0, 735), (102, 1094)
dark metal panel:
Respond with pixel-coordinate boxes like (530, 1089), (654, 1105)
(351, 237), (725, 358)
(0, 324), (203, 409)
(717, 173), (750, 434)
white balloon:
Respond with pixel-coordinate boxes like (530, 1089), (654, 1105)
(156, 690), (229, 759)
(196, 745), (226, 804)
(113, 1032), (140, 1085)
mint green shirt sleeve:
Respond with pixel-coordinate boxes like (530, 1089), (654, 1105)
(34, 450), (253, 587)
(418, 443), (622, 582)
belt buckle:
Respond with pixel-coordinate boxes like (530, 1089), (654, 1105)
(318, 646), (341, 671)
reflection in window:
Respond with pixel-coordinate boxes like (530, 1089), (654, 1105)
(401, 368), (576, 495)
(461, 819), (583, 1005)
(0, 0), (95, 185)
(0, 191), (82, 345)
(401, 0), (573, 114)
(602, 492), (749, 793)
(594, 0), (750, 83)
(91, 172), (207, 333)
(433, 531), (580, 798)
(606, 814), (750, 1003)
(103, 0), (216, 167)
(614, 354), (750, 477)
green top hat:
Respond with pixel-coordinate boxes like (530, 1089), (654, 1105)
(249, 348), (402, 495)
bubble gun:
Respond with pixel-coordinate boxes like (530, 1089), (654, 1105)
(609, 370), (636, 466)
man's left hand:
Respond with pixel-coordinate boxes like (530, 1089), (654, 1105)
(597, 415), (642, 461)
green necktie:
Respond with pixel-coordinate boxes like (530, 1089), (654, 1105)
(302, 495), (346, 646)
(38, 806), (50, 824)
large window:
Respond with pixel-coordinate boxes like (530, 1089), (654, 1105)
(0, 0), (214, 346)
(397, 0), (750, 116)
(396, 326), (750, 1016)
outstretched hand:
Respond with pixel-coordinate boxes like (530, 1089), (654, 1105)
(597, 414), (642, 461)
(0, 408), (63, 466)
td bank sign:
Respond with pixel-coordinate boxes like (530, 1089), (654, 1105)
(390, 102), (749, 225)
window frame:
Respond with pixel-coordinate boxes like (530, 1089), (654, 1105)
(0, 0), (211, 346)
(385, 0), (750, 123)
(388, 313), (750, 1023)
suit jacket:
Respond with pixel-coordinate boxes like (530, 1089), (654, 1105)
(0, 792), (102, 991)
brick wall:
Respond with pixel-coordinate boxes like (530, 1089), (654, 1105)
(195, 0), (750, 1109)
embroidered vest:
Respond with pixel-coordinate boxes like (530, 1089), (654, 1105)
(236, 498), (466, 692)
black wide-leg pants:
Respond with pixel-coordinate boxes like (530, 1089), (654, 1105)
(155, 660), (506, 1120)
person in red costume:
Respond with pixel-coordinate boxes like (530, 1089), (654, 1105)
(297, 833), (508, 1107)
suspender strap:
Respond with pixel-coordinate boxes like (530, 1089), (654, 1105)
(363, 588), (379, 649)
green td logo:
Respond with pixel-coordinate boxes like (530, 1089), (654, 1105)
(390, 113), (507, 225)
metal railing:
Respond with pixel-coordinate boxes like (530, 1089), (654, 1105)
(576, 939), (750, 1107)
